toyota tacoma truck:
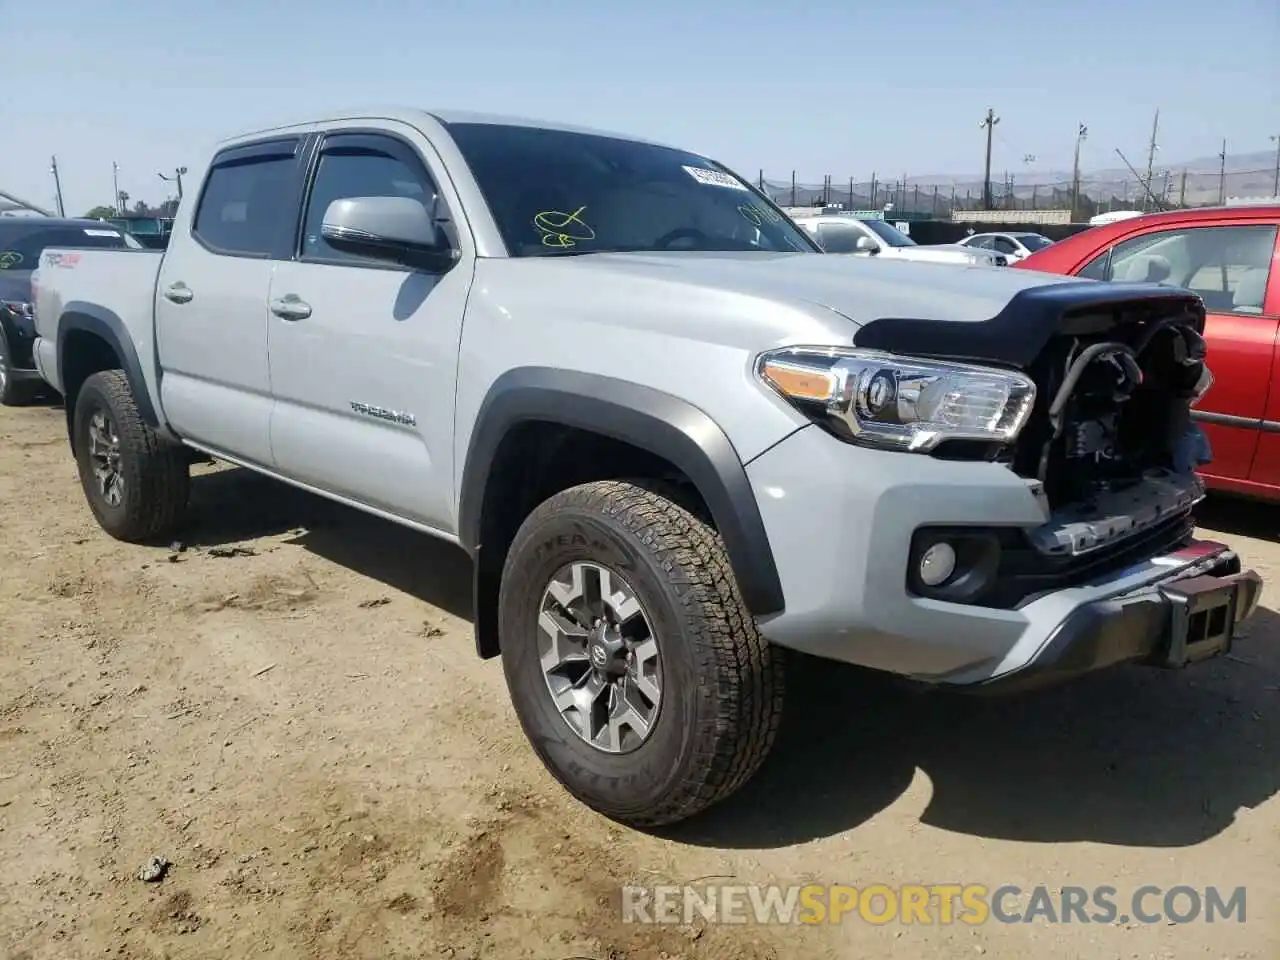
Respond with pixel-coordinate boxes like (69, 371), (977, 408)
(30, 108), (1263, 827)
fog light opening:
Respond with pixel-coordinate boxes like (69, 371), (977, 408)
(918, 541), (957, 587)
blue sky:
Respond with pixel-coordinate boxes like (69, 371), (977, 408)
(4, 0), (1277, 215)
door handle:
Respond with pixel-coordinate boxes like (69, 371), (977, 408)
(163, 282), (194, 304)
(269, 294), (312, 321)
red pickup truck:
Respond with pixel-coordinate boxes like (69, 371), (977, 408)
(1017, 204), (1280, 500)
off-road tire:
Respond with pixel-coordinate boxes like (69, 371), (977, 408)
(73, 370), (189, 543)
(0, 326), (38, 407)
(498, 479), (785, 826)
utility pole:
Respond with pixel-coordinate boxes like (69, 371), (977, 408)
(1070, 123), (1088, 221)
(50, 155), (66, 217)
(1141, 108), (1160, 211)
(790, 171), (796, 207)
(1217, 139), (1227, 205)
(1179, 169), (1188, 207)
(1270, 135), (1280, 198)
(112, 162), (121, 216)
(158, 166), (188, 200)
(979, 108), (999, 210)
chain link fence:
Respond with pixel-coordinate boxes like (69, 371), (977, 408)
(756, 162), (1278, 218)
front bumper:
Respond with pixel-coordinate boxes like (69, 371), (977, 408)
(744, 425), (1264, 688)
(971, 542), (1261, 693)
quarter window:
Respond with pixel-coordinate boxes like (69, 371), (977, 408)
(192, 151), (297, 257)
(300, 141), (438, 265)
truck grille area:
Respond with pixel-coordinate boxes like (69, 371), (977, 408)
(1008, 299), (1210, 513)
(989, 510), (1196, 609)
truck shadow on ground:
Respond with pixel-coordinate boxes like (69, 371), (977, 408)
(182, 466), (1280, 850)
(1194, 493), (1280, 543)
(182, 465), (473, 622)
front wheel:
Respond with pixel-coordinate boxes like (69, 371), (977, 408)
(72, 370), (190, 543)
(498, 480), (784, 826)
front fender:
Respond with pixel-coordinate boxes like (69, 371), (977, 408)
(459, 367), (786, 646)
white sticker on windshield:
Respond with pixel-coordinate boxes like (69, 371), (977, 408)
(682, 165), (748, 190)
(84, 228), (122, 238)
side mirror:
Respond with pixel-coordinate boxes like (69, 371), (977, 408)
(320, 195), (458, 271)
(855, 236), (879, 254)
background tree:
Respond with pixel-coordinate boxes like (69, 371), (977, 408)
(83, 205), (116, 220)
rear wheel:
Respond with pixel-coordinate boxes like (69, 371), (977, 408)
(498, 479), (784, 826)
(72, 370), (189, 543)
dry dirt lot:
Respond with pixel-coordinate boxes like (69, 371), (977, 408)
(1, 398), (1277, 960)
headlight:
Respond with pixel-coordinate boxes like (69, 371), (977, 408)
(756, 346), (1037, 452)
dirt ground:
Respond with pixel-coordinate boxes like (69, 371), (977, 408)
(0, 399), (1276, 960)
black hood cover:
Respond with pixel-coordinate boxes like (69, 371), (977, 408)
(852, 281), (1206, 369)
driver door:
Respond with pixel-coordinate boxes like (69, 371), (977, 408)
(266, 127), (474, 533)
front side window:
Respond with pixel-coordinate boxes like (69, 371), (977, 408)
(445, 122), (818, 256)
(992, 236), (1018, 255)
(193, 152), (297, 257)
(816, 221), (868, 253)
(1079, 224), (1277, 315)
(300, 143), (436, 265)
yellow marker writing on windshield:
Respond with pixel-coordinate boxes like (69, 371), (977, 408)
(534, 206), (595, 248)
(0, 252), (22, 269)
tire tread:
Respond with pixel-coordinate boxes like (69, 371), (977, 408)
(76, 370), (188, 543)
(513, 479), (784, 826)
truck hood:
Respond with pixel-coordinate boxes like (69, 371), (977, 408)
(553, 251), (1075, 326)
(877, 243), (989, 264)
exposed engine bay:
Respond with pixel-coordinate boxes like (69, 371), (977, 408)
(1010, 302), (1214, 549)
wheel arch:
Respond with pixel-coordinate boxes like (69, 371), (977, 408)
(57, 304), (161, 444)
(458, 367), (785, 658)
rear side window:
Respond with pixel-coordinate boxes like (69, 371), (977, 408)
(193, 149), (298, 257)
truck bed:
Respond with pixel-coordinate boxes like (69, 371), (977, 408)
(32, 247), (163, 397)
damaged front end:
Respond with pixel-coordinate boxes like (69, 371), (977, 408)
(854, 281), (1219, 607)
(1012, 293), (1214, 555)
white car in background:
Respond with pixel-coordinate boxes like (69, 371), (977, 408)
(957, 231), (1055, 262)
(793, 214), (1008, 266)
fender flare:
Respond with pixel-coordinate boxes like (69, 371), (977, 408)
(57, 304), (162, 430)
(458, 368), (786, 632)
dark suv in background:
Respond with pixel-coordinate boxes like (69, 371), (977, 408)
(0, 217), (141, 405)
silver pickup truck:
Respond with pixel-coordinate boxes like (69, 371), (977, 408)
(31, 107), (1262, 827)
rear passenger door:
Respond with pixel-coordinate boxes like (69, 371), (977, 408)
(1076, 222), (1280, 485)
(156, 138), (309, 466)
(265, 128), (473, 533)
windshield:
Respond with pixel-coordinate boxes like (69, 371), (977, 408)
(0, 221), (140, 270)
(1016, 234), (1053, 251)
(445, 122), (819, 257)
(859, 218), (917, 247)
